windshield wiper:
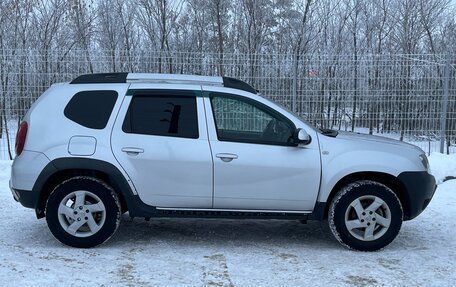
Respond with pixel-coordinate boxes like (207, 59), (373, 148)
(319, 128), (339, 137)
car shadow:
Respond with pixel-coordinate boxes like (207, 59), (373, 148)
(103, 214), (341, 250)
(16, 213), (435, 252)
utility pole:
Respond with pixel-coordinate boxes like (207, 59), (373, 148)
(439, 53), (450, 153)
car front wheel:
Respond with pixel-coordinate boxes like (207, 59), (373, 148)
(328, 180), (403, 251)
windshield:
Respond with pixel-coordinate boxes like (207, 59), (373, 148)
(258, 94), (319, 132)
(258, 94), (339, 137)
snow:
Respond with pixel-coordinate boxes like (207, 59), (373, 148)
(428, 152), (456, 184)
(0, 155), (455, 286)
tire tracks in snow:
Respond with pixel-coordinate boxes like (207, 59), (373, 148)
(202, 253), (234, 286)
(114, 247), (149, 287)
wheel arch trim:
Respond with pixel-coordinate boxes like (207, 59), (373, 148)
(314, 171), (411, 220)
(33, 157), (136, 218)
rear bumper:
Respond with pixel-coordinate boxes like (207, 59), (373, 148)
(11, 150), (51, 191)
(10, 150), (51, 213)
(398, 171), (436, 220)
(10, 180), (38, 209)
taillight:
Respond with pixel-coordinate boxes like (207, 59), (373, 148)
(15, 121), (28, 156)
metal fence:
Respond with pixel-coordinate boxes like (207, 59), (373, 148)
(1, 49), (455, 159)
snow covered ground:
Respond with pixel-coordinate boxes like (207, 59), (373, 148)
(0, 155), (455, 286)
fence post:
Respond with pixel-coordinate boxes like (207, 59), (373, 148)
(292, 53), (298, 113)
(439, 53), (450, 154)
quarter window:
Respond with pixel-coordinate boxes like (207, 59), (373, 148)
(210, 93), (295, 145)
(64, 90), (118, 129)
(122, 92), (199, 139)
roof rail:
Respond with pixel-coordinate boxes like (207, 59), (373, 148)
(70, 73), (128, 84)
(70, 73), (257, 94)
(222, 77), (257, 94)
(126, 73), (223, 86)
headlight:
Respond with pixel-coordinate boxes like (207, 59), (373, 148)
(419, 154), (430, 171)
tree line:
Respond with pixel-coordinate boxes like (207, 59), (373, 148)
(1, 0), (455, 62)
(0, 0), (455, 158)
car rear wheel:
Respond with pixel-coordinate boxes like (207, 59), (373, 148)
(45, 176), (121, 248)
(328, 180), (403, 251)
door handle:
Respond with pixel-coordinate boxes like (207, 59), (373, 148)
(121, 147), (144, 155)
(216, 153), (238, 162)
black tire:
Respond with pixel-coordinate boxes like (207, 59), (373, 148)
(45, 176), (121, 248)
(328, 180), (403, 251)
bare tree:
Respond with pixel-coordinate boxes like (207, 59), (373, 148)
(0, 0), (13, 145)
(241, 0), (275, 84)
(114, 0), (137, 71)
(363, 0), (394, 134)
(69, 0), (97, 73)
(138, 0), (183, 73)
(208, 0), (230, 75)
(32, 0), (69, 56)
(97, 0), (121, 71)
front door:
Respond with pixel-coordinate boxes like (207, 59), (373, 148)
(204, 91), (321, 211)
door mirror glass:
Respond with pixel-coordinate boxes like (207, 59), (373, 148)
(295, 128), (311, 145)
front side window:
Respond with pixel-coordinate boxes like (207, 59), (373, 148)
(210, 93), (295, 145)
(122, 91), (199, 139)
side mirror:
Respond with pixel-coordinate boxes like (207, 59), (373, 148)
(294, 128), (311, 145)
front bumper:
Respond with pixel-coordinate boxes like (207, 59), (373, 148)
(398, 171), (437, 220)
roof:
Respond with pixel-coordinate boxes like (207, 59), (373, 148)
(70, 73), (257, 94)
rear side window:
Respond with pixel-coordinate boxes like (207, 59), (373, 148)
(122, 91), (198, 139)
(64, 90), (118, 129)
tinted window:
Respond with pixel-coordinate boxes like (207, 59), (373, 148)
(210, 93), (295, 145)
(64, 90), (118, 129)
(122, 93), (198, 139)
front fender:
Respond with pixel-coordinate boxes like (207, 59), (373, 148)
(317, 149), (423, 203)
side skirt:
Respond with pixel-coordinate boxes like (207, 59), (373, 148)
(147, 208), (312, 220)
(125, 195), (319, 220)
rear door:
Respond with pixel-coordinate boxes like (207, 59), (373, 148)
(111, 84), (213, 208)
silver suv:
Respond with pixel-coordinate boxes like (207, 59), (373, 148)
(10, 73), (436, 250)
